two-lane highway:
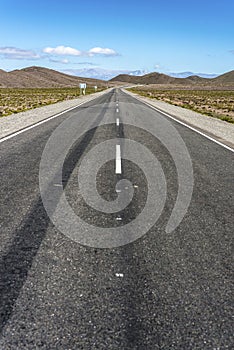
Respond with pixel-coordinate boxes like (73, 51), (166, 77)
(0, 89), (233, 349)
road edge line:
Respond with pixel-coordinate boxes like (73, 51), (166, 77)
(123, 89), (234, 153)
(0, 90), (111, 144)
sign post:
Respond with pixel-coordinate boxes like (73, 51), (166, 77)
(79, 83), (86, 95)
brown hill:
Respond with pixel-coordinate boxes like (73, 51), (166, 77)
(184, 75), (207, 83)
(212, 70), (234, 84)
(110, 70), (234, 86)
(109, 72), (205, 85)
(109, 72), (177, 84)
(0, 66), (106, 88)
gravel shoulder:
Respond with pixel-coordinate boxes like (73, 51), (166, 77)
(125, 89), (234, 150)
(0, 89), (110, 139)
(1, 87), (233, 150)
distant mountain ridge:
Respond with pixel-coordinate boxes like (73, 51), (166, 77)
(62, 68), (218, 80)
(62, 68), (148, 81)
(168, 72), (218, 79)
(0, 66), (233, 88)
(110, 70), (234, 85)
(0, 66), (106, 88)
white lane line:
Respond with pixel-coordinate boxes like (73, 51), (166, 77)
(0, 95), (101, 144)
(123, 89), (234, 153)
(116, 108), (119, 113)
(116, 118), (120, 126)
(148, 104), (234, 153)
(115, 144), (122, 174)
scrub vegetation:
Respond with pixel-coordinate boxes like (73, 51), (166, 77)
(129, 87), (234, 123)
(0, 87), (105, 117)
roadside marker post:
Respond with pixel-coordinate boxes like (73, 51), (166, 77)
(79, 83), (86, 95)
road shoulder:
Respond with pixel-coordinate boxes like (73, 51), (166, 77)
(0, 89), (110, 140)
(124, 89), (234, 150)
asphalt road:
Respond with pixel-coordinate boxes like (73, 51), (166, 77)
(0, 89), (233, 349)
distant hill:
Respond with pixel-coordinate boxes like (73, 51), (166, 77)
(212, 70), (234, 84)
(168, 71), (218, 79)
(1, 66), (233, 88)
(0, 66), (106, 88)
(109, 72), (196, 85)
(110, 70), (234, 85)
(63, 68), (148, 81)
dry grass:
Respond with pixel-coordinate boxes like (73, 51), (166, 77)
(0, 87), (105, 117)
(129, 87), (234, 123)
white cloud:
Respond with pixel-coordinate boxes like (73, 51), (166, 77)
(42, 45), (119, 58)
(43, 45), (82, 56)
(88, 47), (119, 56)
(0, 47), (40, 60)
(75, 62), (98, 66)
(49, 58), (69, 64)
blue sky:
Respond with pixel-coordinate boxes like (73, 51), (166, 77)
(0, 0), (234, 74)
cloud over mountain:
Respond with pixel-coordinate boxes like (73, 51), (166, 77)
(0, 47), (40, 60)
(43, 45), (119, 57)
(88, 47), (119, 56)
(43, 46), (82, 56)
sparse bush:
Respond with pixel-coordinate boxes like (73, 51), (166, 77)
(0, 87), (105, 117)
(129, 88), (234, 123)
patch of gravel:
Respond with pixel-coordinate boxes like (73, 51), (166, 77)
(126, 90), (234, 150)
(0, 90), (109, 139)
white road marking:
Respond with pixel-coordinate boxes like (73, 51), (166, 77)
(116, 217), (122, 221)
(0, 97), (97, 144)
(115, 144), (122, 174)
(115, 273), (124, 277)
(124, 90), (234, 153)
(116, 118), (120, 126)
(116, 108), (119, 113)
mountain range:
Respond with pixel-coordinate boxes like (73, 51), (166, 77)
(167, 72), (218, 79)
(62, 68), (218, 81)
(62, 68), (148, 81)
(0, 66), (233, 88)
(0, 66), (107, 88)
(110, 70), (234, 85)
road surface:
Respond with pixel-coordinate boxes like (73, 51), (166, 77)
(0, 89), (233, 349)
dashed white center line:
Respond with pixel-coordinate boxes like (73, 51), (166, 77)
(115, 144), (122, 174)
(116, 108), (119, 113)
(116, 118), (120, 126)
